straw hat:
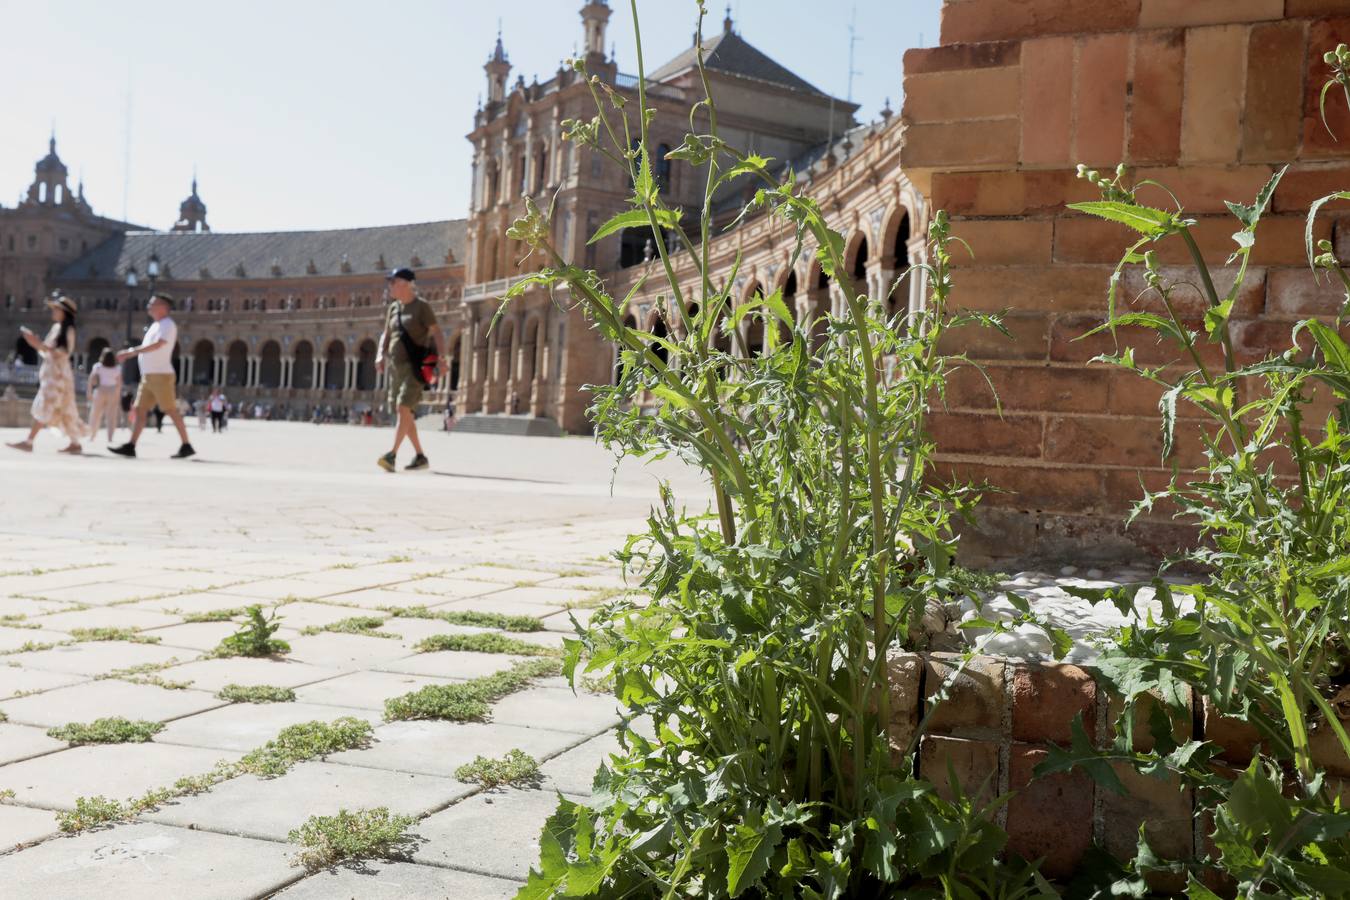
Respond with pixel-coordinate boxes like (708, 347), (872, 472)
(44, 294), (77, 316)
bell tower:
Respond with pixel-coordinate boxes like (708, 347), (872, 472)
(580, 1), (610, 62)
(172, 174), (210, 233)
(484, 26), (511, 105)
(25, 134), (72, 207)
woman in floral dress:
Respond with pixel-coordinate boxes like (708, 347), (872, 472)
(7, 295), (88, 454)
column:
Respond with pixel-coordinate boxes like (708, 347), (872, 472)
(184, 357), (194, 387)
(310, 357), (319, 391)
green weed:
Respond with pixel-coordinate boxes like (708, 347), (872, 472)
(217, 684), (296, 703)
(454, 749), (542, 789)
(69, 627), (161, 644)
(288, 807), (417, 870)
(47, 717), (164, 745)
(414, 632), (560, 657)
(384, 605), (542, 632)
(237, 717), (373, 776)
(213, 605), (290, 657)
(300, 616), (396, 639)
(384, 658), (561, 722)
(182, 607), (246, 623)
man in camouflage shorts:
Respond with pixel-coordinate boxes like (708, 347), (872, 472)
(375, 267), (446, 472)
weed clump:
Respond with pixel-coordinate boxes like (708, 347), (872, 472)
(48, 717), (164, 745)
(384, 658), (561, 722)
(454, 749), (542, 789)
(288, 807), (417, 870)
(213, 605), (290, 658)
(182, 607), (246, 623)
(237, 717), (373, 776)
(56, 788), (172, 833)
(300, 616), (396, 639)
(414, 632), (560, 657)
(68, 627), (161, 644)
(384, 605), (542, 632)
(217, 684), (296, 703)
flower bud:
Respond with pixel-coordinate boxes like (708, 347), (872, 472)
(1327, 51), (1338, 65)
(1319, 239), (1334, 252)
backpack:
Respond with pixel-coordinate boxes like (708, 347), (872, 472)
(393, 302), (439, 387)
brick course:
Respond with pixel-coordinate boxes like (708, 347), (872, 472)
(903, 1), (1350, 564)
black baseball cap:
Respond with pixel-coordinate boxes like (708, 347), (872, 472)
(387, 267), (416, 282)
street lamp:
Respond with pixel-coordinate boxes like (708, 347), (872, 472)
(123, 266), (139, 385)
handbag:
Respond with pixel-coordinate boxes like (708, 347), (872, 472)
(394, 303), (439, 388)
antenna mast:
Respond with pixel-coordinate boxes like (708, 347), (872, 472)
(846, 2), (862, 103)
(122, 64), (133, 223)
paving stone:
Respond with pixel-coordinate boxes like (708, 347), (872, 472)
(122, 592), (253, 617)
(138, 621), (248, 652)
(7, 641), (192, 677)
(328, 720), (581, 778)
(454, 566), (559, 585)
(538, 732), (624, 797)
(486, 586), (600, 608)
(0, 743), (240, 810)
(157, 701), (380, 752)
(376, 650), (527, 680)
(0, 723), (65, 764)
(542, 608), (596, 633)
(118, 571), (241, 592)
(332, 587), (470, 612)
(259, 601), (374, 629)
(388, 577), (506, 601)
(21, 581), (182, 607)
(434, 596), (566, 620)
(0, 680), (223, 728)
(158, 657), (344, 692)
(27, 605), (182, 632)
(490, 687), (622, 735)
(0, 667), (86, 700)
(0, 804), (60, 850)
(274, 860), (521, 899)
(0, 567), (119, 595)
(146, 760), (470, 841)
(0, 625), (71, 652)
(293, 670), (462, 710)
(283, 632), (421, 670)
(505, 630), (567, 650)
(295, 562), (440, 587)
(216, 578), (343, 602)
(413, 788), (563, 880)
(547, 573), (630, 591)
(0, 821), (295, 899)
(0, 597), (77, 618)
(376, 618), (491, 644)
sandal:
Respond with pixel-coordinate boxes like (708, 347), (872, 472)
(59, 444), (83, 455)
(6, 441), (33, 452)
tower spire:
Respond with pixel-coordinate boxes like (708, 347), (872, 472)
(580, 0), (611, 61)
(484, 21), (512, 104)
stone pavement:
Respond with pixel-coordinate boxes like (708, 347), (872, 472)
(0, 420), (704, 899)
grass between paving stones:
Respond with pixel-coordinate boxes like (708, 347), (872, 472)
(288, 807), (417, 870)
(212, 604), (291, 657)
(57, 717), (374, 833)
(68, 626), (161, 644)
(0, 614), (41, 630)
(384, 658), (562, 722)
(454, 749), (542, 789)
(47, 717), (164, 745)
(0, 639), (74, 656)
(382, 605), (542, 633)
(217, 683), (296, 703)
(300, 616), (398, 639)
(98, 660), (195, 690)
(181, 607), (247, 623)
(414, 632), (561, 657)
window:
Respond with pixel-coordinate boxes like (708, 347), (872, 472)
(26, 235), (36, 250)
(517, 154), (527, 196)
(58, 238), (69, 252)
(655, 144), (672, 194)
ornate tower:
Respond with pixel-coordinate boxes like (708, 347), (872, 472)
(580, 1), (610, 62)
(484, 27), (511, 105)
(24, 134), (72, 207)
(172, 175), (210, 233)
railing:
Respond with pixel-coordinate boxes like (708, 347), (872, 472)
(615, 73), (685, 101)
(463, 276), (525, 303)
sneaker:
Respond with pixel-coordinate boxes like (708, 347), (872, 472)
(172, 444), (196, 459)
(405, 453), (429, 471)
(109, 443), (137, 458)
(377, 452), (397, 472)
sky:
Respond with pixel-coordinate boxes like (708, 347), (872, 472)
(0, 0), (941, 234)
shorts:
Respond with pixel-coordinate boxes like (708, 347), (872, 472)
(387, 360), (423, 411)
(135, 373), (177, 413)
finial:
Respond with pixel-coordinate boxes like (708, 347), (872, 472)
(49, 127), (56, 155)
(880, 97), (893, 120)
(192, 165), (198, 196)
(724, 3), (733, 33)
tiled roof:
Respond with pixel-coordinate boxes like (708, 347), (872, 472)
(648, 30), (831, 98)
(56, 220), (467, 283)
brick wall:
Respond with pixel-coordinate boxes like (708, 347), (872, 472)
(903, 1), (1350, 564)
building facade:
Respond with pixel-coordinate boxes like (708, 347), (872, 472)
(2, 1), (918, 434)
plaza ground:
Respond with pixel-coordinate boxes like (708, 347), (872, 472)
(0, 420), (705, 899)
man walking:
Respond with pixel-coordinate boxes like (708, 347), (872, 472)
(109, 293), (196, 459)
(375, 267), (445, 472)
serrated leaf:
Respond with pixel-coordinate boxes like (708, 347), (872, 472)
(726, 816), (781, 897)
(1068, 201), (1176, 237)
(1305, 191), (1350, 267)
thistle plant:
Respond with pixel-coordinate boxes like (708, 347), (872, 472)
(1053, 71), (1350, 889)
(497, 3), (1046, 896)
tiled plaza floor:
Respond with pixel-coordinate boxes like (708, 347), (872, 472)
(0, 421), (700, 899)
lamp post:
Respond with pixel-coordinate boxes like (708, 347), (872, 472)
(123, 266), (139, 385)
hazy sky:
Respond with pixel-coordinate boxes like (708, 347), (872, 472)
(1, 0), (941, 233)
